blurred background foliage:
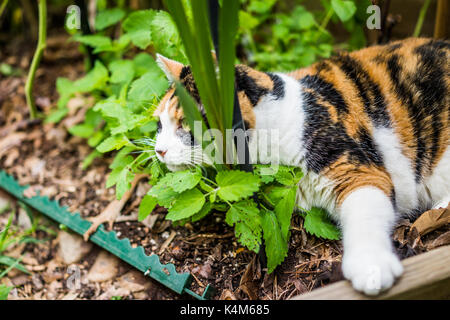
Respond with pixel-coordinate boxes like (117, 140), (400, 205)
(0, 0), (446, 72)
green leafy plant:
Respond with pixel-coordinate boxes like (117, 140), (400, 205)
(0, 202), (55, 299)
(50, 1), (342, 273)
(238, 0), (371, 71)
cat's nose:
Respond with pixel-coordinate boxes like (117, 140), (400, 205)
(156, 149), (167, 157)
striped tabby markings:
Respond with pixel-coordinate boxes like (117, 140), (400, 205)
(238, 65), (274, 91)
(386, 41), (448, 179)
(313, 61), (373, 139)
(322, 155), (394, 206)
(357, 48), (418, 164)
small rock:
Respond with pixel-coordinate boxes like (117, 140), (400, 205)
(0, 190), (11, 212)
(18, 207), (32, 230)
(47, 280), (63, 299)
(31, 274), (44, 290)
(87, 251), (119, 282)
(161, 231), (170, 239)
(133, 291), (148, 299)
(42, 260), (65, 283)
(118, 271), (147, 293)
(141, 214), (159, 229)
(11, 274), (29, 286)
(61, 292), (79, 300)
(192, 259), (213, 279)
(57, 231), (93, 264)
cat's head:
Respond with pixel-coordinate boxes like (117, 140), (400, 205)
(153, 54), (277, 171)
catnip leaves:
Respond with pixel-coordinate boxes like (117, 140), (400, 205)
(138, 166), (340, 273)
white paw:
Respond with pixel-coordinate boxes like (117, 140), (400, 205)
(342, 249), (403, 296)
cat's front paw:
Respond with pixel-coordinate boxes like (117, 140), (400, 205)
(342, 249), (403, 296)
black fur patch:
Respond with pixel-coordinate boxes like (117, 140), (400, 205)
(332, 54), (391, 128)
(235, 66), (269, 106)
(300, 87), (384, 173)
(268, 73), (285, 100)
(301, 75), (349, 115)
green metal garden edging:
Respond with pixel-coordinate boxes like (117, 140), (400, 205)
(0, 170), (215, 300)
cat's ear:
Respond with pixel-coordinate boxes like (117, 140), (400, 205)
(156, 54), (184, 82)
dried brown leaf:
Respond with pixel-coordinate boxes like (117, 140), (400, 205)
(410, 203), (450, 236)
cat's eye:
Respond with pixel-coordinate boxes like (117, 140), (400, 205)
(157, 120), (162, 132)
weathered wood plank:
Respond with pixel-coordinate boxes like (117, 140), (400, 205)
(292, 245), (450, 300)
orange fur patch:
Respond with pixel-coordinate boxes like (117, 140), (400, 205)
(323, 155), (394, 206)
(237, 91), (256, 129)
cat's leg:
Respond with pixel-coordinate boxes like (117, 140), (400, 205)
(340, 186), (403, 295)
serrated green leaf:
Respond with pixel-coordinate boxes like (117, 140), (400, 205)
(82, 150), (101, 170)
(294, 7), (316, 30)
(96, 135), (129, 153)
(303, 207), (341, 240)
(191, 202), (212, 222)
(110, 150), (134, 169)
(199, 180), (214, 193)
(274, 187), (296, 240)
(148, 177), (179, 208)
(45, 107), (69, 124)
(73, 61), (109, 93)
(216, 170), (260, 201)
(150, 10), (184, 60)
(95, 8), (125, 30)
(93, 100), (146, 134)
(73, 34), (113, 53)
(68, 124), (94, 138)
(133, 53), (161, 77)
(149, 161), (164, 184)
(116, 169), (134, 200)
(261, 209), (288, 273)
(166, 188), (205, 221)
(87, 131), (105, 147)
(331, 0), (357, 22)
(163, 169), (202, 193)
(128, 70), (168, 102)
(55, 77), (75, 109)
(138, 195), (158, 221)
(273, 166), (295, 186)
(123, 10), (155, 49)
(109, 60), (135, 84)
(225, 200), (261, 252)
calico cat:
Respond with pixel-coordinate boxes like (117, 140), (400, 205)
(153, 38), (450, 295)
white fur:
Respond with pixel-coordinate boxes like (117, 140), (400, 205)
(155, 104), (204, 171)
(248, 74), (339, 215)
(249, 73), (305, 166)
(423, 147), (450, 209)
(340, 187), (403, 295)
(372, 127), (418, 214)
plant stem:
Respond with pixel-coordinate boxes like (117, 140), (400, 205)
(25, 0), (47, 119)
(413, 0), (432, 37)
(319, 7), (334, 33)
(0, 0), (9, 19)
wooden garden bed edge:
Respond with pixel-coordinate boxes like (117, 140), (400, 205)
(292, 245), (450, 300)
